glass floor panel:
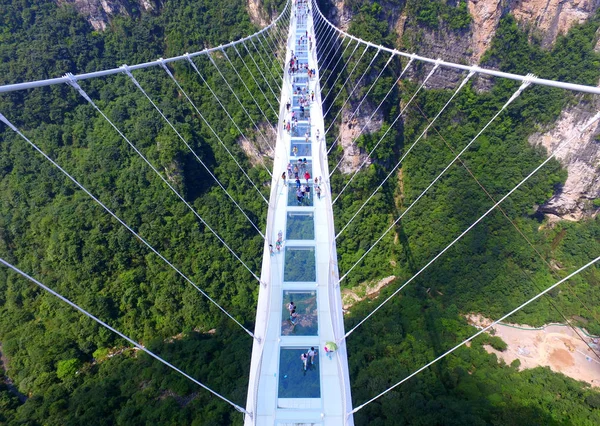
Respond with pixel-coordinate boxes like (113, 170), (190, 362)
(278, 348), (320, 398)
(287, 160), (313, 179)
(293, 76), (308, 84)
(291, 123), (311, 138)
(292, 87), (309, 97)
(284, 246), (316, 282)
(287, 184), (314, 207)
(286, 212), (315, 240)
(281, 290), (318, 336)
(290, 143), (311, 158)
(292, 95), (309, 107)
(291, 106), (310, 119)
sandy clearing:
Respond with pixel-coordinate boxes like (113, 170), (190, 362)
(467, 315), (600, 387)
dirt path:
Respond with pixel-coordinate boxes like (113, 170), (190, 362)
(467, 315), (600, 387)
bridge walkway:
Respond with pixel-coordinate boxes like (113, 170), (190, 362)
(245, 2), (353, 425)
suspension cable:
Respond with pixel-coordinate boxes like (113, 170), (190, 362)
(330, 60), (440, 194)
(0, 257), (250, 415)
(326, 53), (406, 159)
(342, 95), (600, 341)
(221, 48), (277, 133)
(414, 102), (600, 360)
(335, 69), (474, 238)
(185, 54), (273, 177)
(318, 22), (352, 71)
(0, 0), (294, 95)
(250, 37), (282, 93)
(350, 254), (600, 415)
(326, 53), (393, 143)
(242, 41), (280, 103)
(339, 78), (533, 285)
(323, 41), (360, 100)
(158, 59), (270, 202)
(261, 32), (284, 72)
(321, 38), (357, 93)
(323, 45), (372, 118)
(315, 21), (336, 60)
(0, 110), (259, 338)
(320, 34), (350, 84)
(121, 65), (266, 238)
(317, 24), (339, 65)
(330, 57), (431, 164)
(206, 53), (275, 152)
(309, 0), (600, 96)
(263, 28), (283, 65)
(324, 49), (382, 131)
(232, 44), (279, 116)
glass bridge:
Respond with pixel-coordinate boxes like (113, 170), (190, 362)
(244, 1), (353, 424)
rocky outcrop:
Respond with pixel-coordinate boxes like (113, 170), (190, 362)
(468, 0), (503, 62)
(391, 0), (600, 86)
(248, 0), (269, 28)
(529, 92), (600, 220)
(57, 0), (157, 31)
(336, 103), (383, 174)
(330, 0), (352, 31)
(510, 0), (600, 47)
(238, 122), (275, 167)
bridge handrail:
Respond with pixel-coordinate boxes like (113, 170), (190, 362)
(314, 61), (352, 423)
(0, 0), (292, 94)
(310, 0), (600, 95)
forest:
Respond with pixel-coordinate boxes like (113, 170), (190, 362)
(0, 0), (599, 424)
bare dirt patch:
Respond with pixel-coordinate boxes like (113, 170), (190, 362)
(467, 315), (600, 387)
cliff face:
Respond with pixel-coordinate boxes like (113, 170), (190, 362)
(58, 0), (158, 30)
(510, 0), (600, 46)
(390, 0), (600, 75)
(325, 0), (600, 219)
(466, 0), (600, 62)
(529, 95), (600, 220)
(248, 0), (269, 27)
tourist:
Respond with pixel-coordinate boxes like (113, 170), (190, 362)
(300, 352), (308, 370)
(307, 347), (317, 365)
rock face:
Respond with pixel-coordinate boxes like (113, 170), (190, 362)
(467, 0), (600, 62)
(529, 93), (600, 220)
(468, 0), (503, 62)
(330, 0), (352, 31)
(392, 0), (600, 85)
(510, 0), (600, 46)
(58, 0), (157, 30)
(326, 0), (600, 219)
(248, 0), (269, 27)
(335, 105), (382, 174)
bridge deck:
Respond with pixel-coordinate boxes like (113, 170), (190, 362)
(245, 3), (353, 425)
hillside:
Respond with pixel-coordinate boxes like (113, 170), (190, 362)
(0, 0), (599, 425)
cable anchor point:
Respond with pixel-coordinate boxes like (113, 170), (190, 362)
(64, 73), (93, 103)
